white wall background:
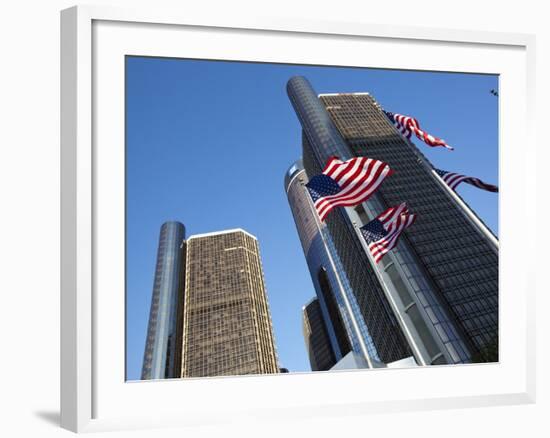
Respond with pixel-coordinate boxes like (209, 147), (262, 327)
(0, 1), (547, 436)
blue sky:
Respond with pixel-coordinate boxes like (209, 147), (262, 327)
(126, 57), (498, 379)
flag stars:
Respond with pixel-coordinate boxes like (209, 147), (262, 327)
(361, 220), (387, 244)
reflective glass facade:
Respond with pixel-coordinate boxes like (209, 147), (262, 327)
(141, 221), (186, 380)
(286, 75), (498, 363)
(302, 298), (337, 371)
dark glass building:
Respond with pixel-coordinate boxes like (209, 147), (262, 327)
(302, 298), (337, 371)
(141, 221), (186, 380)
(286, 76), (498, 365)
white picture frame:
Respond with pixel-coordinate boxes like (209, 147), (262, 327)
(60, 4), (536, 433)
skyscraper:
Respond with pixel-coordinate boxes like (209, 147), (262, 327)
(141, 221), (186, 380)
(181, 229), (279, 377)
(286, 76), (498, 365)
(302, 298), (337, 371)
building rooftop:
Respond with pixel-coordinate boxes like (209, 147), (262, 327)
(187, 228), (257, 241)
(318, 92), (370, 97)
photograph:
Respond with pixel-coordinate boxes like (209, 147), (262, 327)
(3, 0), (545, 436)
(125, 56), (499, 381)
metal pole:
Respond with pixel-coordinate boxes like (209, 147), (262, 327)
(430, 169), (499, 250)
(301, 182), (375, 369)
(347, 208), (427, 366)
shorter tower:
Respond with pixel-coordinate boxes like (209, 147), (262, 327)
(302, 298), (337, 371)
(141, 221), (186, 380)
(181, 229), (279, 377)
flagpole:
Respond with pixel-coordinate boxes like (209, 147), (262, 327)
(347, 207), (427, 366)
(301, 181), (375, 369)
(431, 170), (499, 250)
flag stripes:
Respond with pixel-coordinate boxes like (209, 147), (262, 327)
(434, 168), (498, 193)
(360, 203), (417, 264)
(384, 110), (454, 151)
(306, 156), (393, 222)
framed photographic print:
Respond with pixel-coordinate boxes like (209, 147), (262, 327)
(61, 4), (536, 433)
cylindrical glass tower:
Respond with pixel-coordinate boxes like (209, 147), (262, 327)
(141, 221), (186, 379)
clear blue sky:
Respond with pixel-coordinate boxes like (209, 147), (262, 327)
(126, 56), (498, 380)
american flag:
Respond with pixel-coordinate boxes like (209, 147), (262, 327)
(306, 156), (393, 222)
(360, 203), (417, 264)
(383, 110), (454, 151)
(434, 168), (498, 193)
